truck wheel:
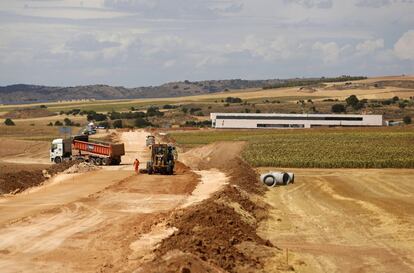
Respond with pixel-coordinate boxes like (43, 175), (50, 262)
(102, 158), (110, 166)
(166, 164), (173, 175)
(95, 158), (102, 165)
(146, 162), (153, 174)
(54, 157), (62, 164)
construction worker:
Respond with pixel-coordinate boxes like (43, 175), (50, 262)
(133, 158), (140, 174)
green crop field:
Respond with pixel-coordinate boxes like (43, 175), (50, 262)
(170, 127), (414, 168)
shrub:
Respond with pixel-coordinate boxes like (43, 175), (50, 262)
(64, 118), (73, 126)
(382, 99), (393, 105)
(85, 111), (105, 121)
(331, 104), (346, 113)
(398, 102), (407, 109)
(163, 104), (177, 109)
(47, 122), (53, 126)
(66, 109), (81, 115)
(346, 95), (359, 108)
(98, 121), (110, 128)
(225, 97), (242, 103)
(353, 101), (365, 110)
(40, 105), (47, 109)
(189, 107), (202, 114)
(146, 106), (164, 117)
(113, 119), (123, 128)
(403, 116), (412, 124)
(4, 118), (15, 126)
(89, 112), (107, 121)
(184, 120), (211, 127)
(54, 120), (63, 126)
(134, 118), (152, 128)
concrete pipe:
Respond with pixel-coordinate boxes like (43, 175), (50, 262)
(262, 175), (276, 187)
(287, 172), (295, 184)
(271, 172), (290, 186)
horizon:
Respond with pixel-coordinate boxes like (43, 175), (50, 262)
(1, 1), (413, 87)
(0, 74), (376, 88)
(4, 74), (414, 89)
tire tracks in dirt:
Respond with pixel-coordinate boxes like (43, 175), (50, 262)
(259, 169), (414, 273)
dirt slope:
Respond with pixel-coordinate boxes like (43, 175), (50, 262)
(0, 138), (50, 164)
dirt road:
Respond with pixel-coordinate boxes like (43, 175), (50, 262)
(0, 130), (228, 272)
(258, 168), (414, 273)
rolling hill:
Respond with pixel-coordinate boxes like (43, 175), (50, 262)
(0, 76), (366, 104)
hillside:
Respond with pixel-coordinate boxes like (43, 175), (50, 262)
(0, 76), (366, 104)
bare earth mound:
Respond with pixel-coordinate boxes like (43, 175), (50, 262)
(0, 161), (76, 194)
(138, 142), (283, 272)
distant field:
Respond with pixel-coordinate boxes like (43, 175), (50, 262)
(1, 76), (413, 113)
(171, 127), (414, 168)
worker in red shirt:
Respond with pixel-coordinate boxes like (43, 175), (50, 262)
(133, 158), (140, 174)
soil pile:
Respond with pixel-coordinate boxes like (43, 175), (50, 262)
(63, 162), (100, 174)
(0, 161), (77, 194)
(140, 156), (278, 272)
(298, 86), (317, 93)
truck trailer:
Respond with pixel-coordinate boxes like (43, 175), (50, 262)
(50, 135), (125, 165)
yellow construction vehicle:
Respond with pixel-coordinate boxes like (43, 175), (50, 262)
(146, 144), (177, 175)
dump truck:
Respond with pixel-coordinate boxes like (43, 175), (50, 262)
(146, 144), (177, 175)
(50, 135), (125, 165)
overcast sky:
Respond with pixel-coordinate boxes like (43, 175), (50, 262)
(0, 0), (413, 87)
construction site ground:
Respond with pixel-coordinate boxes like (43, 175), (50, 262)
(0, 131), (413, 272)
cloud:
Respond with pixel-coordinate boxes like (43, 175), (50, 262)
(355, 0), (413, 8)
(394, 30), (414, 60)
(240, 35), (300, 61)
(356, 38), (384, 55)
(312, 42), (340, 63)
(103, 0), (243, 18)
(283, 0), (333, 9)
(65, 34), (121, 52)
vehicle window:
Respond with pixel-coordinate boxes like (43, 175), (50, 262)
(51, 144), (57, 152)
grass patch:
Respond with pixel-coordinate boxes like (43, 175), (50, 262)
(170, 127), (414, 168)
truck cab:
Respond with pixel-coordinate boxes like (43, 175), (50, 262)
(50, 138), (72, 163)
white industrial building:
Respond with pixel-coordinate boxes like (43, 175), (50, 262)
(210, 113), (383, 129)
